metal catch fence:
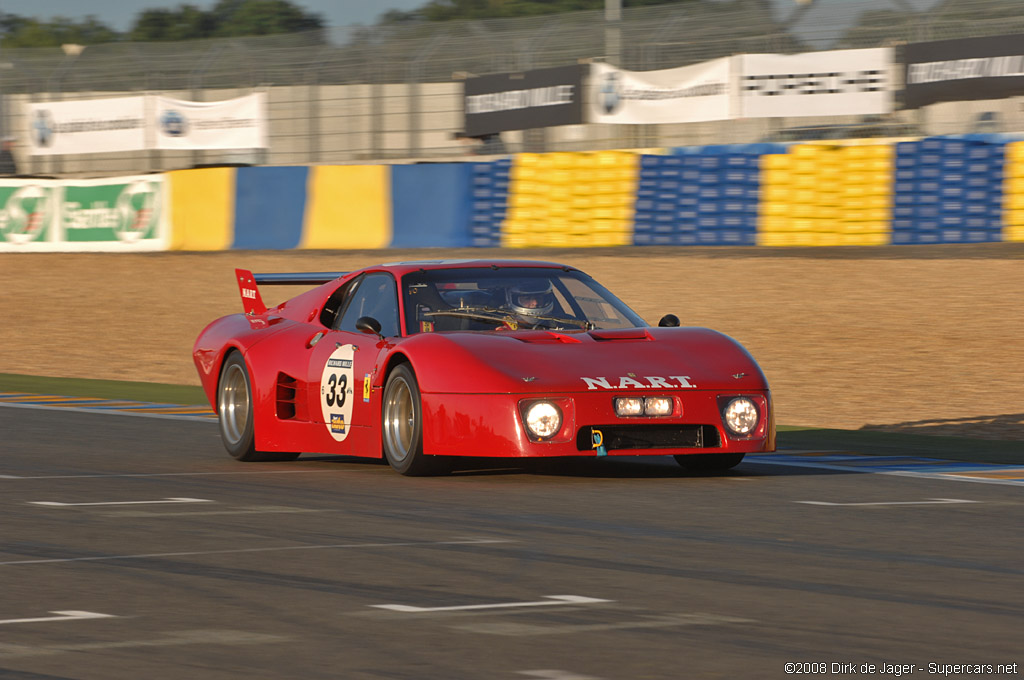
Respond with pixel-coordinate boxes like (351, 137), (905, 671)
(1, 0), (1021, 177)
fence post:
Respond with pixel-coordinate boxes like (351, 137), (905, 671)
(189, 44), (226, 168)
(408, 34), (450, 158)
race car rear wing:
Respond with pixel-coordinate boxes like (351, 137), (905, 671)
(234, 269), (347, 316)
(253, 272), (348, 285)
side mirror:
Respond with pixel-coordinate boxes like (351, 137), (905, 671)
(658, 314), (680, 328)
(356, 316), (383, 337)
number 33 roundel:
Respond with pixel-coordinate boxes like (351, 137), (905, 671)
(320, 344), (356, 441)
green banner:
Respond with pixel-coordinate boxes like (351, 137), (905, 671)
(62, 179), (162, 243)
(0, 184), (56, 245)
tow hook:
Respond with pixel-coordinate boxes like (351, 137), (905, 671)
(591, 428), (607, 457)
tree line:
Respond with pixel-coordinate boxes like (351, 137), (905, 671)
(0, 0), (694, 47)
(0, 0), (324, 47)
(379, 0), (694, 23)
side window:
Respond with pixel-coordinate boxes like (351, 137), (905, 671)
(335, 273), (400, 337)
(320, 280), (357, 328)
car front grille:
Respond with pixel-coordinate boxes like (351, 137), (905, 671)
(576, 424), (721, 451)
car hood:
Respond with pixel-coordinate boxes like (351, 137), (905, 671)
(397, 327), (769, 394)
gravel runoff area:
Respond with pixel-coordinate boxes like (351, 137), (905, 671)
(3, 244), (1022, 441)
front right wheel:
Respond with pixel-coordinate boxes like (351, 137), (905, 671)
(381, 364), (448, 476)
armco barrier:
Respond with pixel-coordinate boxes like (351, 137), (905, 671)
(7, 135), (1020, 253)
(233, 166), (308, 250)
(302, 165), (392, 250)
(391, 163), (474, 248)
(168, 168), (233, 251)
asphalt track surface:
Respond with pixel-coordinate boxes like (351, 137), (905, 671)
(2, 407), (1022, 680)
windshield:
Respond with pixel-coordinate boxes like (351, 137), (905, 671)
(401, 267), (646, 335)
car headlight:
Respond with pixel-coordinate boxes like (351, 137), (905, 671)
(644, 397), (673, 416)
(614, 396), (674, 417)
(614, 397), (644, 416)
(524, 401), (562, 439)
(723, 397), (759, 436)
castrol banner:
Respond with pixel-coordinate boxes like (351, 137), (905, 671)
(0, 175), (167, 252)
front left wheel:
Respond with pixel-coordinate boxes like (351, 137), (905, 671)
(217, 352), (300, 462)
(381, 363), (448, 476)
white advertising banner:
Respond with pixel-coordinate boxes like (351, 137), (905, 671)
(0, 175), (168, 252)
(153, 93), (268, 150)
(27, 97), (147, 156)
(588, 59), (732, 124)
(738, 48), (893, 118)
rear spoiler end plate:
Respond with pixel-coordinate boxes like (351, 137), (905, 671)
(234, 269), (348, 316)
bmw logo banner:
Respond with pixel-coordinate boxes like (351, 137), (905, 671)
(26, 96), (147, 156)
(587, 59), (733, 125)
(25, 93), (267, 155)
(152, 93), (268, 150)
(586, 48), (893, 125)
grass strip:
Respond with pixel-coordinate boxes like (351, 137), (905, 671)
(0, 373), (207, 405)
(777, 425), (1022, 465)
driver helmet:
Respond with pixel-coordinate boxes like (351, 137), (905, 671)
(507, 279), (554, 316)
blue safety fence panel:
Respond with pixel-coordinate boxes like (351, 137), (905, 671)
(232, 166), (309, 250)
(391, 163), (476, 248)
(635, 146), (764, 246)
(467, 159), (511, 247)
(892, 136), (1006, 245)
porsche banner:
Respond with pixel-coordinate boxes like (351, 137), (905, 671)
(904, 34), (1024, 108)
(28, 96), (146, 156)
(737, 48), (893, 118)
(154, 93), (268, 150)
(588, 59), (732, 125)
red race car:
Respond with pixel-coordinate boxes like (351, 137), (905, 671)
(193, 260), (774, 475)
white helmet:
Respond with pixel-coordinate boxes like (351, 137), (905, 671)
(507, 280), (554, 316)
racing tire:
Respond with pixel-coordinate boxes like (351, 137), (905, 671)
(381, 364), (449, 476)
(674, 452), (744, 472)
(217, 352), (300, 462)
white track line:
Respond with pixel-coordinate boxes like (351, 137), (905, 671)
(0, 401), (215, 423)
(746, 458), (1024, 488)
(30, 498), (214, 507)
(0, 611), (115, 625)
(0, 469), (375, 480)
(0, 538), (512, 566)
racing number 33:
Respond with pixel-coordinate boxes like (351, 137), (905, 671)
(320, 345), (356, 442)
(324, 373), (348, 407)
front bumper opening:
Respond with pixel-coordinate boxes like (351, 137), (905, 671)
(576, 424), (720, 451)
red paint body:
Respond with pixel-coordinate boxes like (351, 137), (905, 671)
(193, 260), (775, 460)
